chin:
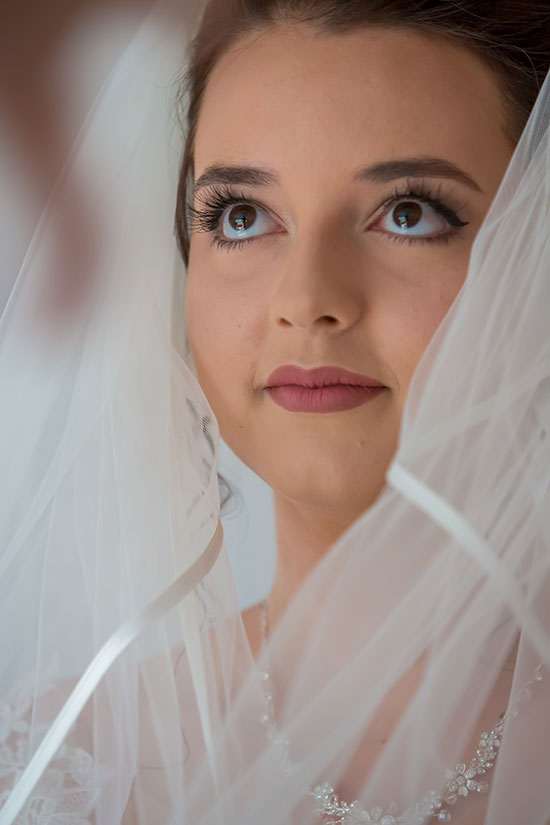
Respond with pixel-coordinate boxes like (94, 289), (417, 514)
(273, 467), (384, 516)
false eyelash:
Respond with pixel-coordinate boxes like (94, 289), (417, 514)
(380, 178), (469, 229)
(186, 178), (470, 252)
(186, 185), (258, 235)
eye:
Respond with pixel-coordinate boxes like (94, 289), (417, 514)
(367, 181), (469, 245)
(220, 203), (278, 242)
(374, 199), (448, 239)
(187, 180), (468, 252)
(186, 186), (282, 251)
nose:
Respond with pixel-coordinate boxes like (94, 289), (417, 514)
(268, 229), (365, 334)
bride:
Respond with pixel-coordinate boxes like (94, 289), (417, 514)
(1, 1), (549, 824)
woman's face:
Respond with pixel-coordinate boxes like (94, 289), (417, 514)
(185, 24), (513, 518)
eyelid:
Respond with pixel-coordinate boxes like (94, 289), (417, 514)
(375, 178), (469, 223)
(188, 185), (282, 236)
(189, 179), (468, 250)
(364, 182), (469, 241)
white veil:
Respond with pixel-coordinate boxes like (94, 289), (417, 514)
(0, 3), (549, 825)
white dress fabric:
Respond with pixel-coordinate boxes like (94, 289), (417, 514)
(0, 4), (549, 825)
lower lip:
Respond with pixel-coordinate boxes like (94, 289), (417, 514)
(266, 384), (387, 413)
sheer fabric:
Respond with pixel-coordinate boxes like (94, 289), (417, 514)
(0, 4), (549, 825)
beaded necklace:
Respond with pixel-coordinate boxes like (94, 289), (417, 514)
(259, 599), (543, 825)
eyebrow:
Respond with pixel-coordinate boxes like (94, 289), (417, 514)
(193, 156), (483, 195)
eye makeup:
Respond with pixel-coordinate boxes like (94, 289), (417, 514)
(186, 177), (470, 252)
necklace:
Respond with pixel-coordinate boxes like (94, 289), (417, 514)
(258, 599), (544, 825)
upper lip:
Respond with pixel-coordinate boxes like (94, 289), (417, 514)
(265, 365), (386, 389)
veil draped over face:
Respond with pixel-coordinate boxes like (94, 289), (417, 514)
(0, 3), (549, 825)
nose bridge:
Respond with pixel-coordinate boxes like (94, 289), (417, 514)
(269, 220), (365, 330)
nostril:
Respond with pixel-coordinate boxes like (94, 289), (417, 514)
(276, 313), (340, 328)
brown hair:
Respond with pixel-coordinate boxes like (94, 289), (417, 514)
(174, 0), (550, 266)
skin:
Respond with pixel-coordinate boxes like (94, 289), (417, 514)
(179, 26), (524, 824)
(185, 23), (514, 634)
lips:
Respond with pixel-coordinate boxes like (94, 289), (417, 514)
(265, 365), (385, 390)
(264, 365), (387, 413)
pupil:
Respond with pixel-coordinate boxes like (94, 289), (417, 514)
(393, 201), (422, 229)
(229, 204), (256, 232)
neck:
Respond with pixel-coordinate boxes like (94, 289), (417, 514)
(267, 492), (361, 630)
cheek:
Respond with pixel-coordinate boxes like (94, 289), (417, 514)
(378, 266), (466, 397)
(184, 265), (255, 426)
(185, 243), (271, 368)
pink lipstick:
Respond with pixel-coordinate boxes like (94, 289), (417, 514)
(264, 365), (387, 413)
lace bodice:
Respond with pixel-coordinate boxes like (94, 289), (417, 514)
(0, 685), (97, 825)
(1, 662), (544, 825)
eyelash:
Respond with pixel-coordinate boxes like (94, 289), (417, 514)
(187, 178), (469, 252)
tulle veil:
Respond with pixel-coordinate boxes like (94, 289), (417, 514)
(0, 3), (549, 824)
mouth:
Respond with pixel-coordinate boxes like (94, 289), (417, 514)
(266, 384), (387, 413)
(264, 365), (388, 414)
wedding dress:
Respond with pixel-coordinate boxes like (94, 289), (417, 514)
(0, 4), (549, 824)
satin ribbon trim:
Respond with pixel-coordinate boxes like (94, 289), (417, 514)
(0, 519), (224, 825)
(388, 463), (549, 664)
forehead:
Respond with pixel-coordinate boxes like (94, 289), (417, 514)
(194, 24), (509, 187)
